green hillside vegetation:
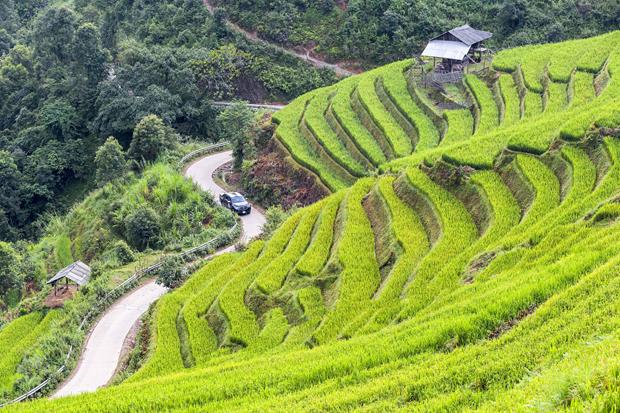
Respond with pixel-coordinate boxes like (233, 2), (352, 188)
(212, 0), (620, 65)
(0, 311), (58, 398)
(0, 157), (237, 402)
(4, 31), (620, 411)
(0, 0), (336, 243)
(4, 160), (236, 309)
(42, 163), (236, 264)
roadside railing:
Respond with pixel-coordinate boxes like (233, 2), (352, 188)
(1, 145), (239, 408)
(179, 141), (230, 166)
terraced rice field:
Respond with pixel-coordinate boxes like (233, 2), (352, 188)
(9, 31), (620, 412)
(0, 312), (58, 398)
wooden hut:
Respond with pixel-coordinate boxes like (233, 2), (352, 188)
(47, 261), (91, 296)
(421, 24), (492, 73)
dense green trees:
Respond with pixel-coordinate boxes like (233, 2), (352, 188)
(216, 103), (257, 170)
(0, 0), (335, 240)
(0, 243), (19, 304)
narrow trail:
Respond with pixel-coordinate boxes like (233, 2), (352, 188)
(53, 150), (265, 398)
(203, 0), (355, 77)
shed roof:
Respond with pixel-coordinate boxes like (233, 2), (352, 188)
(47, 261), (91, 286)
(421, 40), (471, 61)
(447, 24), (492, 46)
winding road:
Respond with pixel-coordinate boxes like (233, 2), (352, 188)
(53, 150), (265, 398)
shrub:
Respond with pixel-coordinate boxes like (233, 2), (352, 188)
(110, 240), (135, 265)
(261, 206), (293, 239)
(128, 115), (171, 164)
(156, 255), (187, 289)
(124, 206), (161, 251)
(94, 137), (127, 186)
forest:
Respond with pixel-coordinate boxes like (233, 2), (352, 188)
(0, 0), (335, 243)
(214, 0), (620, 65)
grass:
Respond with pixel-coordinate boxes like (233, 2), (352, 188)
(305, 88), (367, 177)
(0, 311), (58, 395)
(499, 74), (521, 126)
(330, 78), (387, 166)
(442, 109), (474, 145)
(464, 75), (500, 135)
(357, 71), (413, 157)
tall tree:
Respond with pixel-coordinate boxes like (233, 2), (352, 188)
(216, 102), (257, 170)
(32, 7), (77, 66)
(128, 114), (169, 164)
(94, 136), (127, 186)
(0, 151), (23, 241)
(0, 242), (20, 301)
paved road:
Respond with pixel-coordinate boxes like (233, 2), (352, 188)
(53, 150), (264, 398)
(185, 150), (266, 243)
(53, 281), (167, 398)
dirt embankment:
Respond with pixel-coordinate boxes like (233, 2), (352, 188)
(242, 138), (330, 209)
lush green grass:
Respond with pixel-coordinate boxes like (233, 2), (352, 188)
(330, 78), (387, 166)
(357, 71), (413, 157)
(273, 95), (351, 191)
(493, 30), (620, 92)
(293, 192), (343, 277)
(0, 312), (58, 396)
(465, 75), (500, 135)
(380, 61), (440, 151)
(305, 88), (367, 177)
(545, 80), (568, 113)
(312, 178), (380, 344)
(255, 205), (320, 294)
(498, 74), (521, 126)
(442, 109), (474, 145)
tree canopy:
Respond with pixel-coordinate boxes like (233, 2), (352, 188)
(0, 0), (336, 240)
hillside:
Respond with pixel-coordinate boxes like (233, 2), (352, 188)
(7, 32), (620, 411)
(0, 0), (336, 242)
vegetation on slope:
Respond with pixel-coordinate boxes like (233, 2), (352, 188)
(0, 0), (337, 243)
(6, 31), (620, 412)
(212, 0), (620, 65)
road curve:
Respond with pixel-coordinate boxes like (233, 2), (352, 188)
(53, 281), (167, 398)
(53, 150), (264, 398)
(185, 150), (266, 243)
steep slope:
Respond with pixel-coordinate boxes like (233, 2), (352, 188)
(7, 32), (620, 413)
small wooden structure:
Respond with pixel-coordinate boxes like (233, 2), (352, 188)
(421, 25), (492, 75)
(47, 261), (91, 296)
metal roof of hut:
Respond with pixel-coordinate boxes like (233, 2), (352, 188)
(421, 40), (472, 61)
(47, 261), (91, 286)
(443, 24), (492, 46)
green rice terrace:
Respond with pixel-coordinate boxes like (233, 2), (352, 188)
(7, 31), (620, 412)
